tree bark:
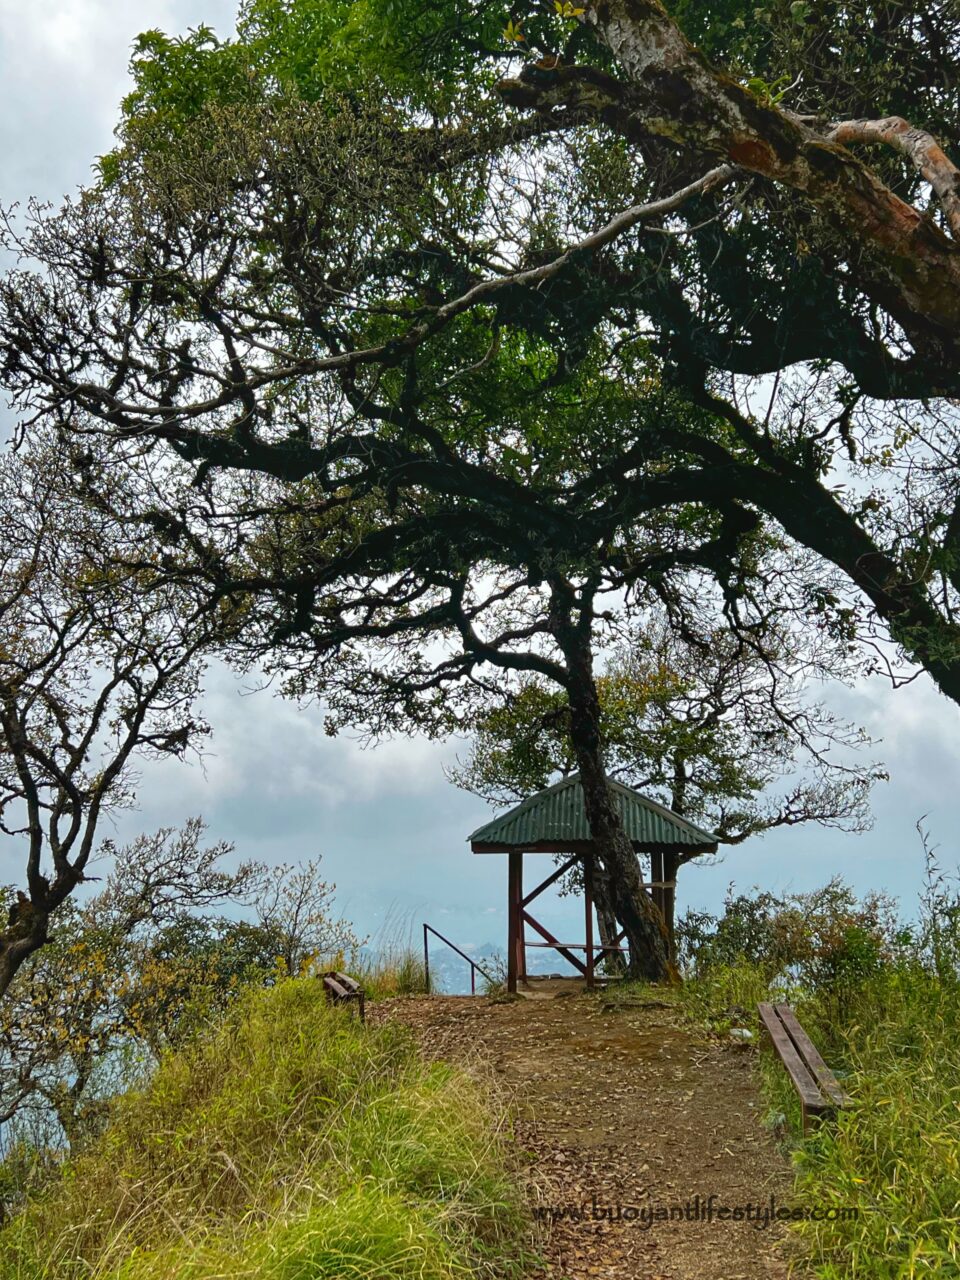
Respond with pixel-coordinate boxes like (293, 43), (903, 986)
(555, 615), (673, 982)
(592, 860), (625, 971)
(497, 0), (960, 368)
(0, 906), (50, 1002)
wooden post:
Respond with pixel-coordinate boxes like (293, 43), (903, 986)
(650, 849), (665, 922)
(584, 852), (595, 988)
(507, 851), (523, 993)
(519, 867), (528, 983)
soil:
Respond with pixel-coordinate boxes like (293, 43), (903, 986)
(370, 986), (800, 1280)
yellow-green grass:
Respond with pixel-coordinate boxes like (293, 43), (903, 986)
(356, 947), (430, 999)
(790, 968), (960, 1279)
(0, 979), (526, 1280)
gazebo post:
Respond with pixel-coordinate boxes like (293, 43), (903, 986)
(583, 852), (595, 988)
(507, 851), (523, 994)
(519, 888), (528, 983)
(664, 850), (679, 959)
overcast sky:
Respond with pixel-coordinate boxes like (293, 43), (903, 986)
(2, 0), (960, 967)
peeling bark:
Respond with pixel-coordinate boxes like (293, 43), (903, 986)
(497, 0), (960, 366)
(826, 116), (960, 240)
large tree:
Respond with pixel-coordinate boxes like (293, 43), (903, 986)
(82, 0), (960, 701)
(450, 613), (881, 947)
(1, 0), (958, 975)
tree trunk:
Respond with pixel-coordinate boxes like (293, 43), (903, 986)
(0, 906), (50, 1001)
(592, 861), (624, 972)
(557, 622), (673, 983)
(662, 849), (680, 963)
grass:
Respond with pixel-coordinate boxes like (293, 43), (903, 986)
(357, 946), (430, 999)
(681, 959), (960, 1278)
(353, 911), (431, 999)
(0, 979), (527, 1280)
(790, 967), (960, 1279)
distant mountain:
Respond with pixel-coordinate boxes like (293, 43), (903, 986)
(427, 941), (581, 994)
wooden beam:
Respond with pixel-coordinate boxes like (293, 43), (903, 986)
(593, 926), (629, 968)
(663, 850), (679, 960)
(650, 849), (665, 924)
(522, 909), (589, 975)
(521, 855), (580, 908)
(519, 877), (528, 982)
(584, 853), (595, 989)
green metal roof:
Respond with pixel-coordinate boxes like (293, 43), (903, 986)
(468, 773), (717, 854)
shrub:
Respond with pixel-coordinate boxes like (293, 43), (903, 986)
(679, 877), (903, 1013)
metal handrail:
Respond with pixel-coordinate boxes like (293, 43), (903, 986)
(422, 922), (496, 995)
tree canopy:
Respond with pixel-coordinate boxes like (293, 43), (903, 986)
(1, 0), (958, 977)
(451, 617), (881, 845)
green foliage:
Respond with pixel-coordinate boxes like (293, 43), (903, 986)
(679, 876), (903, 1023)
(112, 0), (960, 179)
(108, 0), (508, 170)
(671, 0), (959, 165)
(0, 980), (526, 1279)
(676, 889), (794, 974)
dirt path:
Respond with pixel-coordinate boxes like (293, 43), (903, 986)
(371, 990), (798, 1280)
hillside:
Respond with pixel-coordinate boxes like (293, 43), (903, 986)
(0, 980), (527, 1280)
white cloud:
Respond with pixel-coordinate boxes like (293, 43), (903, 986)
(0, 0), (237, 204)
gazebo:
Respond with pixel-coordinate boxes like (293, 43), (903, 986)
(469, 773), (717, 992)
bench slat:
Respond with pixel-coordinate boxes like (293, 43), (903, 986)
(774, 1003), (850, 1107)
(321, 972), (365, 1022)
(757, 1002), (829, 1115)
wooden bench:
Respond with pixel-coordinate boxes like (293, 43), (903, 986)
(757, 1002), (850, 1134)
(321, 971), (365, 1022)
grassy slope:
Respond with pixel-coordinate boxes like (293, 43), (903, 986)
(0, 980), (527, 1280)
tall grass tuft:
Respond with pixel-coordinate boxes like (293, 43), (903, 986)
(355, 909), (431, 998)
(0, 979), (525, 1280)
(790, 966), (960, 1279)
